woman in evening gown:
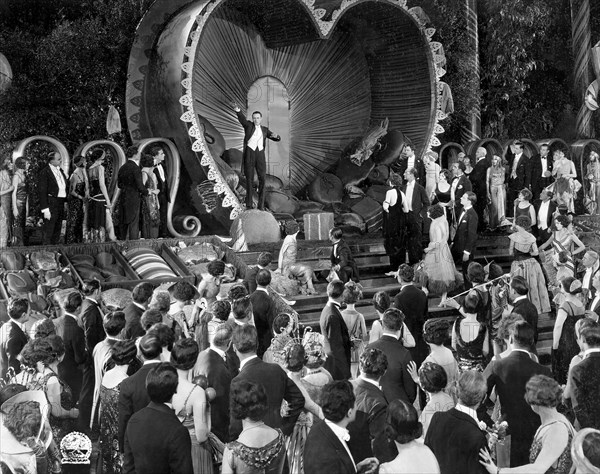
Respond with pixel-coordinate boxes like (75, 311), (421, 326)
(508, 215), (551, 314)
(197, 260), (226, 307)
(12, 157), (29, 246)
(171, 338), (214, 474)
(424, 151), (441, 198)
(382, 171), (407, 270)
(65, 154), (88, 244)
(99, 341), (137, 474)
(451, 290), (489, 372)
(432, 169), (453, 225)
(0, 156), (14, 247)
(584, 150), (600, 215)
(422, 204), (459, 305)
(140, 153), (160, 239)
(223, 380), (286, 474)
(340, 281), (367, 378)
(513, 188), (536, 227)
(552, 148), (579, 213)
(486, 155), (507, 229)
(87, 149), (112, 242)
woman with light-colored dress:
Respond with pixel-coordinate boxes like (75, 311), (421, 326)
(0, 156), (14, 247)
(487, 155), (508, 229)
(552, 149), (579, 213)
(340, 281), (367, 378)
(584, 150), (600, 215)
(140, 153), (160, 239)
(12, 157), (29, 246)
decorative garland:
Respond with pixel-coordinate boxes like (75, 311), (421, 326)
(179, 0), (447, 219)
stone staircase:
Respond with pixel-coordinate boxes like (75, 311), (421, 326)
(240, 232), (555, 361)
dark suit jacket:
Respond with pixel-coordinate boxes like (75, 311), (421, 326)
(230, 357), (304, 439)
(80, 298), (105, 354)
(470, 157), (491, 195)
(250, 289), (276, 358)
(453, 207), (478, 257)
(117, 160), (148, 224)
(320, 302), (352, 380)
(122, 302), (145, 340)
(402, 181), (430, 221)
(424, 408), (488, 474)
(39, 165), (68, 210)
(193, 348), (232, 442)
(367, 335), (416, 404)
(124, 402), (193, 474)
(243, 265), (260, 294)
(533, 199), (557, 231)
(393, 284), (429, 366)
(0, 320), (28, 378)
(236, 110), (280, 155)
(530, 154), (553, 197)
(347, 378), (396, 463)
(570, 352), (600, 429)
(118, 361), (160, 450)
(56, 314), (87, 397)
(153, 163), (170, 202)
(331, 239), (359, 279)
(507, 153), (531, 191)
(452, 174), (472, 216)
(395, 157), (426, 185)
(512, 298), (539, 343)
(484, 351), (551, 461)
(304, 419), (356, 474)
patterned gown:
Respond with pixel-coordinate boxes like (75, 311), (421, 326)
(141, 170), (160, 239)
(99, 384), (122, 474)
(88, 165), (107, 242)
(224, 430), (286, 474)
(454, 318), (487, 372)
(178, 385), (214, 474)
(0, 169), (13, 247)
(65, 178), (86, 244)
(529, 420), (574, 474)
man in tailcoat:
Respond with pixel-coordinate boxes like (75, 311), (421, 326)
(39, 151), (69, 244)
(117, 145), (148, 240)
(506, 140), (531, 216)
(0, 297), (29, 379)
(452, 192), (479, 288)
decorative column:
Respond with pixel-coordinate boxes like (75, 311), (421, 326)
(570, 0), (594, 138)
(460, 0), (481, 144)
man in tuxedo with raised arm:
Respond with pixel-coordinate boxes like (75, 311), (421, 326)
(234, 105), (280, 210)
(39, 151), (69, 244)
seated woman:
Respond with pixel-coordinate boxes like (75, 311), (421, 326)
(450, 291), (489, 372)
(276, 221), (318, 295)
(222, 380), (286, 474)
(379, 399), (440, 474)
(480, 375), (576, 474)
(368, 291), (415, 347)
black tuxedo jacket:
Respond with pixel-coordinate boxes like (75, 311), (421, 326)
(80, 298), (105, 354)
(320, 302), (352, 380)
(512, 298), (539, 343)
(56, 315), (87, 397)
(236, 110), (280, 153)
(401, 181), (430, 220)
(0, 320), (28, 378)
(424, 408), (488, 474)
(118, 362), (160, 450)
(153, 163), (170, 202)
(530, 154), (553, 197)
(347, 378), (396, 463)
(507, 153), (531, 190)
(395, 156), (426, 185)
(470, 157), (492, 196)
(230, 357), (304, 439)
(250, 289), (276, 357)
(304, 419), (357, 474)
(122, 302), (145, 340)
(124, 402), (193, 474)
(453, 207), (478, 257)
(533, 199), (557, 230)
(484, 351), (551, 461)
(393, 285), (428, 365)
(117, 160), (148, 224)
(243, 265), (260, 294)
(193, 348), (232, 442)
(331, 239), (360, 279)
(367, 335), (416, 404)
(39, 165), (68, 210)
(570, 352), (600, 429)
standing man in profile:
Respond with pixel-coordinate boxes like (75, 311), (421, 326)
(117, 145), (148, 240)
(150, 145), (170, 237)
(507, 140), (531, 216)
(39, 151), (68, 244)
(234, 105), (281, 210)
(402, 168), (430, 265)
(530, 143), (553, 200)
(452, 192), (478, 289)
(470, 147), (491, 232)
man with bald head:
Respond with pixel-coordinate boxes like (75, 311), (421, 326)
(39, 151), (69, 244)
(470, 147), (491, 231)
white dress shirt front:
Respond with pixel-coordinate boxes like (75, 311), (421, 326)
(248, 126), (264, 151)
(50, 164), (67, 198)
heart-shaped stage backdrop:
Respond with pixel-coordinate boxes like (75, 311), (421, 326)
(126, 0), (446, 231)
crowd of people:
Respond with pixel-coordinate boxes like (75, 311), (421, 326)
(0, 144), (170, 247)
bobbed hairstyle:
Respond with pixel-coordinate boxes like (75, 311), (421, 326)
(103, 311), (126, 337)
(210, 300), (231, 322)
(33, 318), (56, 339)
(384, 399), (423, 444)
(146, 363), (178, 404)
(111, 340), (137, 366)
(147, 323), (175, 351)
(3, 400), (42, 443)
(428, 204), (444, 220)
(554, 214), (569, 228)
(132, 282), (154, 304)
(19, 337), (62, 368)
(439, 168), (452, 182)
(462, 290), (481, 313)
(207, 260), (226, 277)
(141, 309), (163, 331)
(515, 215), (532, 230)
(359, 348), (388, 379)
(272, 313), (291, 335)
(171, 338), (200, 371)
(321, 380), (355, 423)
(169, 281), (198, 302)
(285, 342), (306, 373)
(561, 276), (583, 295)
(524, 374), (562, 408)
(228, 283), (248, 301)
(519, 188), (533, 201)
(467, 262), (485, 284)
(423, 318), (450, 346)
(419, 362), (447, 393)
(342, 281), (363, 304)
(14, 157), (29, 170)
(372, 291), (391, 314)
(230, 379), (268, 421)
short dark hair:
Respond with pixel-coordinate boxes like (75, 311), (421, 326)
(146, 363), (178, 404)
(467, 262), (485, 284)
(515, 215), (532, 230)
(488, 263), (504, 281)
(111, 340), (137, 366)
(428, 204), (444, 219)
(212, 324), (233, 348)
(285, 221), (299, 235)
(63, 291), (83, 313)
(210, 300), (231, 322)
(14, 157), (29, 170)
(20, 337), (62, 368)
(34, 319), (56, 339)
(581, 324), (600, 348)
(46, 151), (59, 163)
(510, 320), (534, 348)
(7, 297), (28, 321)
(519, 188), (533, 202)
(103, 311), (126, 337)
(228, 283), (248, 301)
(232, 324), (258, 354)
(257, 252), (272, 267)
(456, 161), (466, 172)
(457, 370), (487, 407)
(419, 362), (447, 393)
(148, 145), (163, 157)
(285, 343), (306, 373)
(138, 334), (162, 360)
(272, 313), (292, 335)
(329, 227), (343, 240)
(423, 318), (450, 345)
(382, 308), (405, 331)
(439, 168), (452, 182)
(384, 399), (423, 444)
(207, 260), (226, 277)
(561, 276), (583, 295)
(125, 145), (139, 159)
(465, 191), (477, 204)
(82, 278), (101, 295)
(321, 380), (355, 423)
(256, 269), (271, 287)
(230, 379), (268, 421)
(232, 296), (252, 321)
(462, 290), (481, 313)
(554, 214), (569, 228)
(3, 400), (42, 443)
(147, 323), (175, 351)
(171, 338), (200, 370)
(372, 291), (391, 313)
(397, 264), (414, 282)
(169, 281), (198, 302)
(525, 375), (562, 408)
(359, 348), (388, 378)
(513, 140), (524, 149)
(510, 275), (529, 295)
(251, 111), (262, 118)
(327, 280), (345, 299)
(132, 282), (154, 304)
(140, 154), (154, 168)
(497, 313), (524, 342)
(141, 309), (163, 331)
